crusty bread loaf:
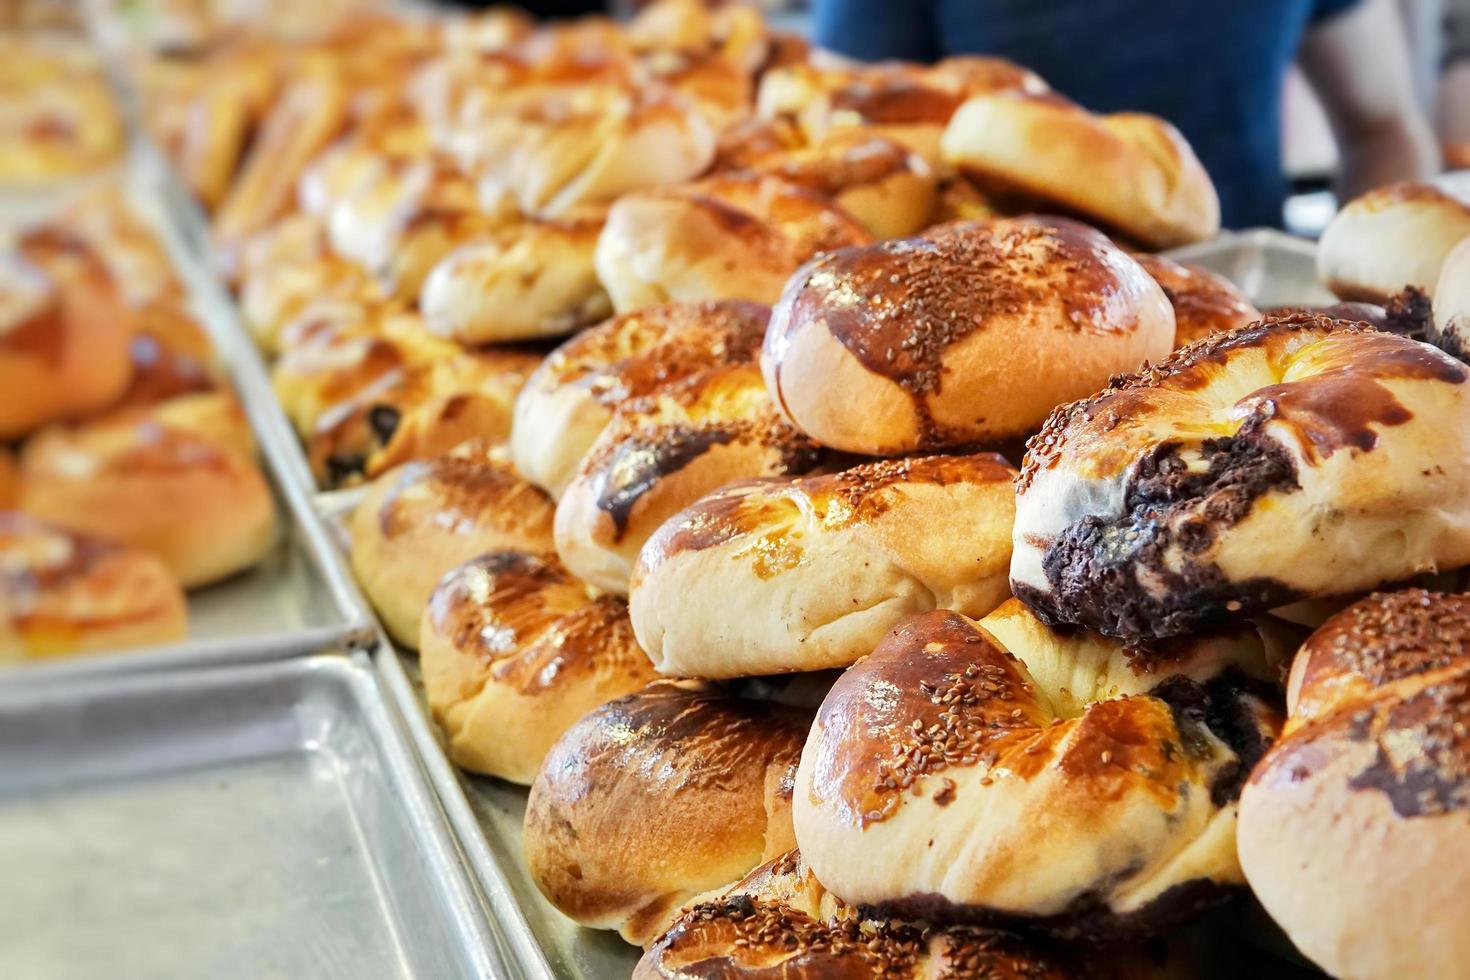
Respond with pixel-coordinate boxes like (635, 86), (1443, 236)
(793, 601), (1279, 936)
(1130, 253), (1260, 348)
(941, 92), (1219, 248)
(1318, 182), (1470, 303)
(0, 512), (187, 661)
(553, 362), (822, 595)
(511, 299), (769, 497)
(523, 679), (809, 945)
(1240, 589), (1470, 980)
(1012, 314), (1470, 639)
(349, 439), (556, 647)
(632, 454), (1016, 678)
(419, 550), (658, 784)
(762, 216), (1175, 454)
(594, 172), (872, 313)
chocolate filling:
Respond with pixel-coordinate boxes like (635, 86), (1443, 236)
(593, 428), (738, 537)
(1149, 670), (1280, 807)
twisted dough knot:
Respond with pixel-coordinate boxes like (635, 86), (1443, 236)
(1012, 314), (1470, 640)
(793, 600), (1281, 938)
(1240, 589), (1470, 980)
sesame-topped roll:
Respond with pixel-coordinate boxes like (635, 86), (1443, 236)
(762, 217), (1174, 455)
(1240, 589), (1470, 980)
(1012, 314), (1470, 640)
(554, 363), (822, 595)
(419, 550), (657, 785)
(1129, 253), (1260, 349)
(631, 453), (1016, 679)
(793, 600), (1279, 939)
(524, 679), (810, 946)
(511, 300), (769, 498)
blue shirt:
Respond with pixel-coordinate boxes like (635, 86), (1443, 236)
(813, 0), (1362, 229)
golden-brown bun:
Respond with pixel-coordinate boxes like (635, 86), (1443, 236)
(0, 240), (134, 440)
(632, 454), (1017, 678)
(643, 49), (754, 131)
(1433, 235), (1470, 360)
(1318, 182), (1470, 303)
(523, 679), (810, 945)
(594, 172), (873, 313)
(1012, 315), (1470, 640)
(794, 601), (1279, 936)
(708, 116), (806, 173)
(511, 299), (769, 497)
(748, 129), (937, 239)
(0, 449), (17, 510)
(19, 394), (277, 589)
(349, 440), (556, 647)
(554, 363), (822, 595)
(762, 216), (1175, 454)
(1131, 253), (1261, 348)
(941, 92), (1220, 248)
(758, 57), (1047, 172)
(0, 512), (187, 661)
(419, 550), (659, 784)
(112, 301), (219, 412)
(638, 850), (1179, 980)
(307, 345), (540, 488)
(420, 211), (612, 344)
(0, 38), (124, 183)
(1239, 589), (1470, 980)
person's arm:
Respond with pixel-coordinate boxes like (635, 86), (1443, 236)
(1298, 0), (1441, 197)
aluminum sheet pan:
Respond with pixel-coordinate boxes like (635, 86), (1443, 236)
(1166, 228), (1335, 309)
(0, 150), (377, 684)
(0, 654), (502, 980)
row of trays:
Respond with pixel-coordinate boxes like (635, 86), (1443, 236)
(1, 133), (1338, 979)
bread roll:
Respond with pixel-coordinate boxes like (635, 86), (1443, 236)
(1239, 588), (1470, 980)
(1131, 253), (1260, 348)
(0, 239), (133, 440)
(420, 211), (612, 344)
(1318, 182), (1470, 303)
(523, 679), (809, 945)
(762, 216), (1175, 454)
(554, 363), (822, 595)
(709, 116), (806, 173)
(0, 449), (17, 510)
(594, 172), (873, 313)
(0, 512), (187, 661)
(0, 38), (124, 183)
(112, 301), (219, 412)
(19, 394), (277, 589)
(793, 601), (1279, 936)
(419, 550), (658, 784)
(632, 454), (1016, 678)
(1432, 234), (1470, 361)
(1012, 314), (1470, 639)
(747, 130), (937, 239)
(349, 440), (556, 646)
(941, 92), (1219, 249)
(638, 848), (1187, 979)
(511, 299), (769, 497)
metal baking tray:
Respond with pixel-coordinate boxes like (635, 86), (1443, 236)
(1, 153), (376, 683)
(0, 653), (503, 979)
(1166, 228), (1335, 308)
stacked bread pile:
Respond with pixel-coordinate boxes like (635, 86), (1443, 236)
(146, 1), (1470, 976)
(0, 182), (279, 661)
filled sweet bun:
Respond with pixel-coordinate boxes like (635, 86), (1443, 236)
(511, 299), (769, 497)
(420, 211), (612, 344)
(0, 238), (134, 440)
(0, 512), (187, 661)
(594, 172), (872, 313)
(1318, 182), (1470, 303)
(1012, 314), (1470, 639)
(553, 363), (822, 595)
(111, 302), (219, 412)
(349, 439), (557, 646)
(941, 92), (1220, 248)
(632, 453), (1017, 678)
(1130, 253), (1261, 348)
(1239, 589), (1470, 980)
(762, 216), (1174, 454)
(523, 679), (810, 945)
(1432, 234), (1470, 361)
(18, 393), (277, 589)
(793, 601), (1279, 937)
(419, 550), (658, 784)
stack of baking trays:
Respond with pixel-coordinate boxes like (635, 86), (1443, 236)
(10, 2), (1470, 978)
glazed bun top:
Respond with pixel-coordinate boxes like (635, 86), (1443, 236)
(1130, 252), (1260, 349)
(761, 216), (1174, 454)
